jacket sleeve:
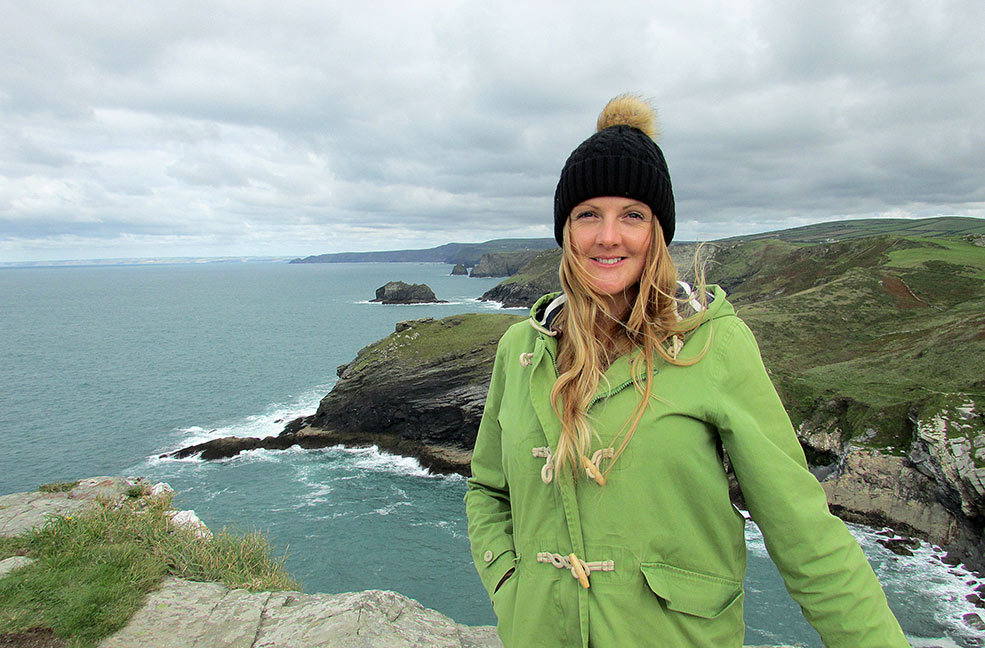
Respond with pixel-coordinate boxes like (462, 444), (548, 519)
(464, 331), (517, 600)
(710, 317), (909, 648)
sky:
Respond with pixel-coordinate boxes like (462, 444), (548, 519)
(2, 1), (984, 262)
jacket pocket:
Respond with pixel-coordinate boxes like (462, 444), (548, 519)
(640, 562), (743, 619)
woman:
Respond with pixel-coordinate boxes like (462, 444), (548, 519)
(464, 95), (908, 647)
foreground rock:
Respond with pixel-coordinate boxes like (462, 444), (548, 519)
(99, 579), (500, 648)
(371, 281), (446, 304)
(0, 477), (131, 536)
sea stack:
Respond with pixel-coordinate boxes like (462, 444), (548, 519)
(371, 281), (446, 304)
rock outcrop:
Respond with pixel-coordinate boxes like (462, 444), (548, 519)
(308, 314), (522, 474)
(0, 477), (133, 536)
(100, 578), (500, 648)
(371, 281), (446, 304)
(469, 250), (543, 278)
(480, 249), (562, 308)
(451, 263), (468, 276)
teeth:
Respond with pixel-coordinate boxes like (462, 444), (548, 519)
(594, 258), (623, 265)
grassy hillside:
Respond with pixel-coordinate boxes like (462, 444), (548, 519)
(718, 216), (985, 244)
(707, 233), (985, 451)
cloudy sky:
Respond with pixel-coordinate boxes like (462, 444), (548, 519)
(2, 1), (983, 262)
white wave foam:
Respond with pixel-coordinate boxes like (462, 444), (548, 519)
(461, 297), (526, 311)
(373, 501), (412, 516)
(335, 445), (437, 478)
(157, 383), (334, 455)
(353, 300), (463, 306)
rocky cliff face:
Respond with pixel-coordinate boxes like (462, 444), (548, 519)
(308, 314), (523, 473)
(480, 249), (562, 308)
(469, 250), (544, 278)
(794, 395), (985, 572)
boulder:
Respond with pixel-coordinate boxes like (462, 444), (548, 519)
(451, 263), (468, 275)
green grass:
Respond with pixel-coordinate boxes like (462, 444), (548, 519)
(348, 313), (523, 375)
(885, 236), (985, 277)
(0, 494), (298, 647)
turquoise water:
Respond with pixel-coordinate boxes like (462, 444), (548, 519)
(0, 262), (980, 646)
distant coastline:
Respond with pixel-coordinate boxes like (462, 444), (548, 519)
(0, 256), (296, 269)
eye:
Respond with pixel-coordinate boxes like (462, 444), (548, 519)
(573, 210), (598, 220)
(624, 211), (648, 221)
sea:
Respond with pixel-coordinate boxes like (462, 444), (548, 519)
(0, 261), (981, 647)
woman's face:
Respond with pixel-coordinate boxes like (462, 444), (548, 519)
(568, 196), (654, 312)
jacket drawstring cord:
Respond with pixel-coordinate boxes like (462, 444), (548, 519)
(536, 552), (614, 589)
(519, 352), (534, 367)
(528, 319), (559, 336)
(531, 446), (554, 483)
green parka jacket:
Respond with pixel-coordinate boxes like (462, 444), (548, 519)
(465, 288), (908, 648)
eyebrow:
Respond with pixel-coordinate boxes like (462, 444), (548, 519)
(578, 201), (647, 210)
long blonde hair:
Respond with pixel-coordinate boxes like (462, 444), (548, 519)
(550, 218), (707, 481)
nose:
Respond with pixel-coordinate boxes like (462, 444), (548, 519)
(597, 214), (620, 246)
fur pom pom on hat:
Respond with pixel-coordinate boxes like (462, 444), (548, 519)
(554, 94), (675, 246)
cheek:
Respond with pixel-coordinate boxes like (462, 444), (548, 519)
(569, 226), (594, 253)
(630, 230), (653, 256)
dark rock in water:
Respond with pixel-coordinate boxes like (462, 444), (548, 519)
(371, 281), (446, 304)
(877, 537), (920, 556)
(450, 263), (468, 276)
(280, 415), (313, 436)
(964, 611), (985, 631)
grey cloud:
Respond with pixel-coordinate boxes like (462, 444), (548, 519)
(1, 1), (983, 261)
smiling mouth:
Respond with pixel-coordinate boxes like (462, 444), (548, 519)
(592, 257), (625, 265)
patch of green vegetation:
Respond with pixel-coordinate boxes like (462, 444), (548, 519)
(718, 216), (985, 245)
(38, 481), (79, 494)
(348, 313), (524, 376)
(0, 495), (297, 648)
(125, 484), (149, 499)
(886, 236), (985, 276)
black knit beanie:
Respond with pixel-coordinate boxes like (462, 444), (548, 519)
(553, 96), (675, 246)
